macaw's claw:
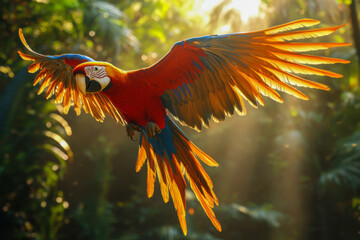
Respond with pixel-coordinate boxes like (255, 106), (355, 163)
(126, 123), (142, 141)
(145, 122), (161, 138)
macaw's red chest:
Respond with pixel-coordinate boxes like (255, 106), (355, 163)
(101, 82), (167, 129)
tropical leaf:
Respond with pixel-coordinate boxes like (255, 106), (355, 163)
(231, 203), (284, 228)
(319, 130), (360, 190)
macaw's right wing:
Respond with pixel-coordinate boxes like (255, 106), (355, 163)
(18, 29), (125, 124)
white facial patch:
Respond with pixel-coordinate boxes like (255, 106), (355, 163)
(84, 66), (111, 91)
(96, 76), (110, 91)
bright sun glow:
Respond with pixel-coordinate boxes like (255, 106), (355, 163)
(199, 0), (261, 23)
(228, 0), (261, 22)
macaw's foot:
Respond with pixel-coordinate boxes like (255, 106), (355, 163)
(145, 122), (161, 138)
(126, 123), (142, 141)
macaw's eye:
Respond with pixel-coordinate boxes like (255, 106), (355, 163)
(94, 66), (99, 71)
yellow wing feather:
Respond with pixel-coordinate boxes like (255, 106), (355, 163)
(263, 18), (321, 34)
(260, 24), (346, 41)
(161, 19), (350, 130)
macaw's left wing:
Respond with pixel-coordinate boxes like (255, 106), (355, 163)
(18, 29), (124, 124)
(138, 19), (350, 131)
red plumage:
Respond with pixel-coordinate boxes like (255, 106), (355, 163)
(18, 19), (350, 235)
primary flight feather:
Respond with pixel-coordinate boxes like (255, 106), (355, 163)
(18, 19), (350, 235)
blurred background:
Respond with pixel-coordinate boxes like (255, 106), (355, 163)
(0, 0), (359, 239)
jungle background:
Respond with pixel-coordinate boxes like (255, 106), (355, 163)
(1, 0), (359, 239)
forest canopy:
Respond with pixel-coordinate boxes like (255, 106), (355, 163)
(0, 0), (359, 240)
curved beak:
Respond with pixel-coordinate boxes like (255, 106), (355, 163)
(75, 73), (86, 95)
(75, 73), (111, 95)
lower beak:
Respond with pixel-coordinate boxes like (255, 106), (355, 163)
(75, 73), (86, 95)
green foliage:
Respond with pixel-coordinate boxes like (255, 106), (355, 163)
(2, 0), (360, 240)
(0, 72), (72, 239)
(231, 203), (283, 228)
(69, 136), (116, 240)
(320, 130), (360, 190)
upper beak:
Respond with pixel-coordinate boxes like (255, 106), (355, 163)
(75, 73), (108, 95)
(75, 73), (86, 95)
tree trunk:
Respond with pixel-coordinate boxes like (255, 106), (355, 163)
(349, 0), (360, 66)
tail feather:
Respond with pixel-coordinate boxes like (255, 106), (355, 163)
(190, 180), (222, 231)
(136, 116), (220, 235)
(172, 137), (213, 197)
(146, 146), (156, 198)
(167, 154), (187, 210)
(154, 152), (169, 203)
(135, 138), (147, 172)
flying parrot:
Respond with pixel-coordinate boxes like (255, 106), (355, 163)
(18, 19), (349, 235)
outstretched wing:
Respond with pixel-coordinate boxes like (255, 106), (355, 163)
(18, 29), (125, 124)
(138, 19), (350, 131)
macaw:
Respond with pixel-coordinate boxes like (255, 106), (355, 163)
(18, 19), (349, 235)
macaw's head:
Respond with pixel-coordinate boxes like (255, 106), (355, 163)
(73, 62), (118, 95)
